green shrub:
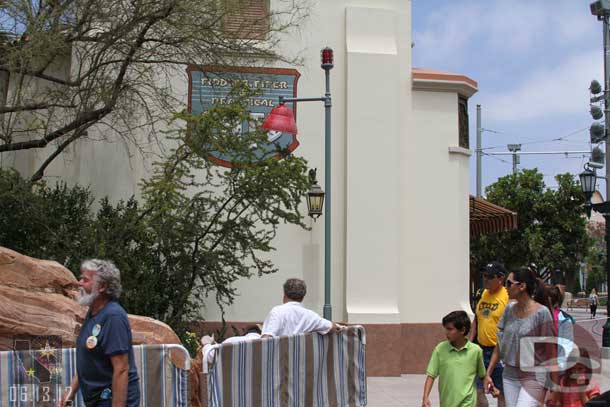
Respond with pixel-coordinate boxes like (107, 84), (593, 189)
(0, 90), (311, 339)
(0, 169), (95, 271)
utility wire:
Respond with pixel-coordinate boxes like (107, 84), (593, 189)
(481, 152), (511, 164)
(480, 127), (589, 151)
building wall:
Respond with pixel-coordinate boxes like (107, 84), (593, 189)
(1, 0), (478, 375)
(191, 0), (415, 325)
(405, 90), (471, 322)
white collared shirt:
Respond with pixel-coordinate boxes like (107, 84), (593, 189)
(261, 301), (333, 337)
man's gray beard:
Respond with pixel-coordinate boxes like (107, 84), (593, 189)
(77, 287), (99, 306)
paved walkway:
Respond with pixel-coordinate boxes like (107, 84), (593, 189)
(367, 369), (610, 407)
(367, 308), (610, 406)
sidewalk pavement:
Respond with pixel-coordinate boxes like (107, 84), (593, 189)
(367, 308), (610, 407)
(367, 369), (610, 407)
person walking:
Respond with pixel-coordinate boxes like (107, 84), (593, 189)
(62, 259), (140, 407)
(589, 288), (599, 319)
(470, 262), (509, 407)
(422, 311), (487, 407)
(484, 267), (555, 407)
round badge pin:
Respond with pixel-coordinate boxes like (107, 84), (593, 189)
(86, 336), (98, 349)
(92, 324), (101, 337)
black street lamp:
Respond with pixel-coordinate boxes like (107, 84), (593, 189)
(306, 169), (324, 220)
(580, 168), (597, 198)
(580, 165), (610, 347)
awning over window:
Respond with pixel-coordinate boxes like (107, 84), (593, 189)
(470, 195), (517, 237)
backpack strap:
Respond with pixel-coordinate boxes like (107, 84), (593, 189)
(559, 310), (575, 324)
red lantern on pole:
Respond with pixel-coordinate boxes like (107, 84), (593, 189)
(261, 104), (297, 135)
(321, 47), (333, 69)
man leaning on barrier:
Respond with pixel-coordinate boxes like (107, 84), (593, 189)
(261, 278), (344, 337)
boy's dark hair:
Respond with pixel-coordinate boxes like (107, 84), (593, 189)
(442, 311), (471, 335)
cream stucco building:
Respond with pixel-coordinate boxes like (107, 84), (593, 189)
(1, 0), (479, 374)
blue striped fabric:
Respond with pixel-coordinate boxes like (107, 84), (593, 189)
(205, 326), (367, 407)
(0, 344), (190, 407)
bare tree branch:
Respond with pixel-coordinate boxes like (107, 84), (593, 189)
(0, 102), (77, 113)
(30, 125), (87, 181)
(0, 0), (311, 180)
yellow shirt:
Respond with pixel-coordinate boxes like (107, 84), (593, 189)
(475, 287), (509, 347)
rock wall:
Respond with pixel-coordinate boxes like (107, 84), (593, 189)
(0, 247), (202, 407)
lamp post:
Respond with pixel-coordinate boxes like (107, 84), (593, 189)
(262, 47), (334, 319)
(586, 0), (610, 348)
(306, 169), (325, 221)
(580, 165), (610, 347)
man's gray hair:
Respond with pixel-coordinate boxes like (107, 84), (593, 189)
(283, 278), (307, 302)
(81, 259), (122, 299)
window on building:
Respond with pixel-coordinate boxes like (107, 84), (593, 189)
(458, 96), (469, 149)
(224, 0), (270, 40)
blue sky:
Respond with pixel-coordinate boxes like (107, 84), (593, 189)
(412, 0), (604, 194)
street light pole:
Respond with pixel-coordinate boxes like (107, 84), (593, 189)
(323, 54), (332, 320)
(582, 0), (610, 348)
(262, 48), (334, 320)
(602, 12), (610, 348)
(476, 104), (482, 197)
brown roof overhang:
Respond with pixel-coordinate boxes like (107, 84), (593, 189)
(470, 195), (518, 237)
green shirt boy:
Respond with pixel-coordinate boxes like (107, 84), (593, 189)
(422, 311), (487, 407)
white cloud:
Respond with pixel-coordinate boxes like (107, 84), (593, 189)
(481, 49), (603, 121)
(413, 2), (484, 67)
(485, 2), (548, 52)
(413, 0), (598, 67)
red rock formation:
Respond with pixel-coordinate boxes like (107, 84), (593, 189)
(0, 247), (202, 406)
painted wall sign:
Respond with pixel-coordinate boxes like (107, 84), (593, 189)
(187, 66), (300, 167)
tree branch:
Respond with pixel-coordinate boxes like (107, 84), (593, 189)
(0, 102), (77, 113)
(30, 126), (88, 182)
(0, 106), (111, 151)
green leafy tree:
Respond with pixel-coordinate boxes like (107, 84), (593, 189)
(126, 89), (311, 332)
(471, 169), (590, 291)
(587, 244), (606, 292)
(586, 220), (606, 293)
(0, 168), (95, 271)
(0, 0), (308, 181)
(0, 88), (311, 337)
(588, 264), (605, 292)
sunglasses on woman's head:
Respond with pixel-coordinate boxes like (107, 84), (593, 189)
(505, 279), (521, 288)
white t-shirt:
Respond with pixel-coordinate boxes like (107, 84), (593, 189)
(202, 332), (261, 372)
(261, 301), (333, 337)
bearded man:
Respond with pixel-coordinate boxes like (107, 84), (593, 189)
(62, 259), (140, 407)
